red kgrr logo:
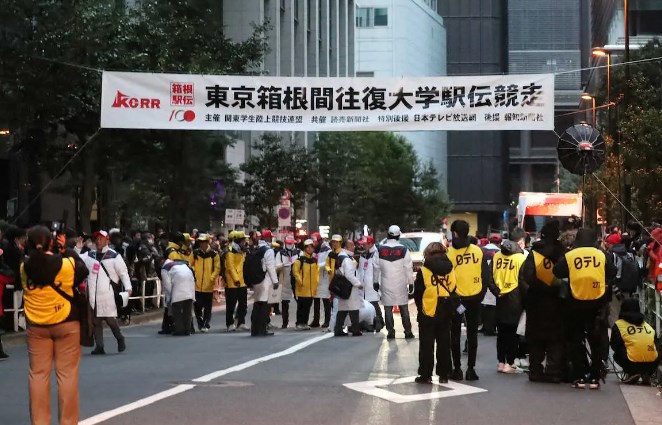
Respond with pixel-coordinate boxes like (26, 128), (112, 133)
(169, 110), (196, 122)
(111, 91), (161, 109)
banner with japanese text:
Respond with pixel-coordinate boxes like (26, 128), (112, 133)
(100, 71), (555, 131)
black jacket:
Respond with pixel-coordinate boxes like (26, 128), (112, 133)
(522, 239), (565, 341)
(413, 254), (453, 314)
(487, 240), (528, 325)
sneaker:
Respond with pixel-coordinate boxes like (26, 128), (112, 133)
(158, 329), (171, 335)
(497, 362), (506, 373)
(281, 324), (288, 329)
(309, 322), (320, 328)
(227, 324), (236, 332)
(237, 324), (250, 332)
(502, 364), (524, 374)
(404, 332), (415, 339)
(117, 339), (126, 353)
(439, 376), (449, 384)
(351, 331), (363, 337)
(450, 368), (464, 381)
(622, 373), (641, 385)
(465, 368), (479, 381)
(573, 379), (587, 389)
(334, 331), (349, 337)
(641, 374), (652, 386)
(0, 352), (9, 360)
(296, 324), (306, 330)
(589, 379), (601, 390)
(518, 357), (530, 369)
(91, 348), (106, 355)
(414, 376), (433, 384)
(386, 333), (396, 340)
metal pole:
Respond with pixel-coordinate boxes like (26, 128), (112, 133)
(623, 0), (632, 218)
(592, 97), (596, 126)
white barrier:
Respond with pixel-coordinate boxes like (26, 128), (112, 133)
(3, 289), (24, 332)
(642, 282), (662, 338)
(128, 277), (163, 313)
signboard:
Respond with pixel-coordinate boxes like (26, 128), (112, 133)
(278, 207), (291, 228)
(517, 192), (583, 225)
(101, 71), (555, 131)
(224, 209), (245, 226)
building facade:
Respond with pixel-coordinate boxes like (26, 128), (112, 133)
(355, 0), (448, 186)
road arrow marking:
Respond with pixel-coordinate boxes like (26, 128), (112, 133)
(343, 376), (487, 403)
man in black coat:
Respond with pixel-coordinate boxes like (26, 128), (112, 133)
(521, 221), (565, 382)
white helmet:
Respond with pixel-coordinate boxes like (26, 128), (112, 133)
(387, 225), (401, 238)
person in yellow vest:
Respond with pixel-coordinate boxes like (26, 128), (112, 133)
(22, 226), (89, 425)
(293, 239), (320, 330)
(413, 242), (454, 384)
(610, 298), (660, 385)
(487, 239), (528, 374)
(192, 234), (221, 333)
(520, 220), (565, 383)
(159, 232), (192, 335)
(553, 227), (617, 389)
(224, 231), (249, 332)
(447, 220), (490, 381)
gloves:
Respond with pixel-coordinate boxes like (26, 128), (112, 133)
(373, 282), (380, 292)
(235, 281), (240, 287)
(408, 284), (414, 294)
(272, 283), (279, 290)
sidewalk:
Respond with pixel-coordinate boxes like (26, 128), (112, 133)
(1, 292), (239, 349)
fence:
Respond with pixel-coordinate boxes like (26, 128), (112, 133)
(642, 281), (662, 338)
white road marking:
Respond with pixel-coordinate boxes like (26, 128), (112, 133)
(79, 332), (333, 424)
(344, 376), (487, 404)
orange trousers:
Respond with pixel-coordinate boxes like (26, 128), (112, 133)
(27, 321), (80, 425)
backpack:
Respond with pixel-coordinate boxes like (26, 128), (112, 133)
(243, 246), (268, 287)
(613, 251), (641, 293)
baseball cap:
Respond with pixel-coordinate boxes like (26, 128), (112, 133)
(261, 229), (273, 238)
(387, 225), (401, 237)
(93, 230), (109, 240)
(331, 234), (343, 242)
(284, 236), (296, 244)
(605, 234), (622, 245)
(197, 233), (209, 242)
(489, 234), (502, 244)
(303, 239), (314, 247)
(233, 231), (247, 240)
(358, 235), (375, 245)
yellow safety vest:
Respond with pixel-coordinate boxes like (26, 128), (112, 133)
(533, 251), (556, 286)
(565, 247), (606, 301)
(447, 245), (483, 297)
(492, 252), (526, 295)
(421, 266), (456, 318)
(615, 319), (658, 363)
(21, 259), (76, 326)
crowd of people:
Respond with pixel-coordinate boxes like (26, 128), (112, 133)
(412, 218), (662, 389)
(0, 217), (661, 424)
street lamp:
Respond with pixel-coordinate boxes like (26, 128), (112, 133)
(581, 93), (596, 126)
(592, 48), (611, 110)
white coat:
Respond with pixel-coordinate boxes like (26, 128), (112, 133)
(336, 250), (362, 311)
(85, 248), (132, 318)
(161, 259), (195, 306)
(329, 298), (376, 330)
(316, 248), (331, 299)
(358, 245), (381, 302)
(274, 248), (299, 302)
(377, 239), (413, 306)
(254, 241), (279, 303)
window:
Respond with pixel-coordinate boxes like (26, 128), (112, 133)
(373, 8), (388, 26)
(356, 7), (387, 28)
(356, 71), (375, 77)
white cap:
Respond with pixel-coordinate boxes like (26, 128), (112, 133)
(108, 228), (121, 236)
(387, 225), (401, 237)
(331, 234), (343, 242)
(303, 239), (314, 247)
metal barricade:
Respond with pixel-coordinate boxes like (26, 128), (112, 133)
(4, 289), (24, 332)
(127, 277), (163, 313)
(642, 282), (662, 338)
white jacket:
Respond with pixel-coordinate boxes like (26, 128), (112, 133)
(161, 259), (195, 305)
(316, 248), (331, 298)
(85, 248), (132, 318)
(254, 241), (279, 303)
(377, 239), (413, 306)
(274, 248), (299, 302)
(336, 250), (363, 311)
(358, 245), (381, 302)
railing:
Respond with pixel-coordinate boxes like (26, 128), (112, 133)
(128, 277), (163, 313)
(642, 281), (662, 338)
(4, 289), (24, 332)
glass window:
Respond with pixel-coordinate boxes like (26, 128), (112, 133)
(374, 8), (388, 26)
(356, 7), (370, 27)
(399, 237), (422, 252)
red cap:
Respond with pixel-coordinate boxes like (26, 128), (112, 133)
(93, 230), (109, 240)
(310, 232), (321, 241)
(358, 236), (375, 245)
(480, 238), (489, 246)
(284, 236), (296, 244)
(489, 235), (502, 243)
(605, 234), (621, 245)
(261, 229), (273, 238)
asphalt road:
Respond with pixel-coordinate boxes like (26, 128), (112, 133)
(0, 304), (642, 425)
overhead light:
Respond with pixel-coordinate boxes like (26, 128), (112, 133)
(581, 93), (594, 101)
(592, 48), (608, 57)
(0, 130), (9, 135)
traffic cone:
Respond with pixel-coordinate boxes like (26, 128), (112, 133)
(393, 305), (400, 314)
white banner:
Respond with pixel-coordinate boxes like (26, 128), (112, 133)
(101, 71), (555, 131)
